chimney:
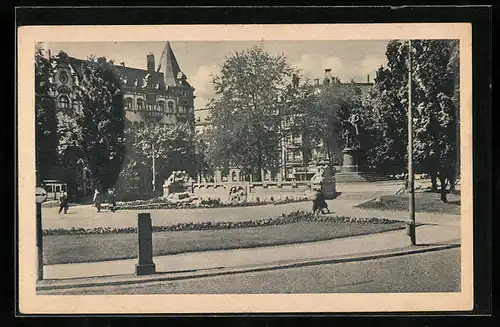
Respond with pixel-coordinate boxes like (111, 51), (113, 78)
(147, 53), (155, 72)
(120, 62), (125, 67)
(367, 74), (370, 83)
(324, 68), (332, 80)
(314, 78), (320, 85)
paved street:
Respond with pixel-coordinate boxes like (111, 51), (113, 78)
(42, 224), (460, 280)
(40, 247), (460, 294)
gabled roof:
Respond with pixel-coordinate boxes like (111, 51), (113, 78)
(64, 56), (166, 90)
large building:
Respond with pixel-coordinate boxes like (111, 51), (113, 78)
(194, 69), (373, 183)
(48, 42), (195, 196)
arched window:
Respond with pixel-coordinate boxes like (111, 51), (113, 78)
(137, 98), (144, 110)
(57, 95), (70, 109)
(158, 101), (166, 112)
(125, 98), (133, 110)
(167, 101), (174, 113)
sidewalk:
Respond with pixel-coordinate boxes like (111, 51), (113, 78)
(38, 224), (460, 291)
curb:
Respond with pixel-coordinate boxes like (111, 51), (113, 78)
(37, 241), (460, 292)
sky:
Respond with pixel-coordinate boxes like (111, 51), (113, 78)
(47, 40), (390, 109)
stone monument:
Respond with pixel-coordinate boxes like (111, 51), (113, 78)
(335, 114), (385, 182)
(163, 170), (195, 197)
(341, 114), (361, 173)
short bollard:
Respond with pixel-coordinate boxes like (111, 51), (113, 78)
(135, 213), (156, 275)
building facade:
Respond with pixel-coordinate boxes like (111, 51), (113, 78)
(48, 42), (195, 196)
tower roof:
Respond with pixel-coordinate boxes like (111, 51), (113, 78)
(157, 41), (183, 87)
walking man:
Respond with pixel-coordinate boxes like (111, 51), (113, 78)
(108, 188), (117, 212)
(312, 189), (330, 215)
(93, 188), (102, 212)
(58, 191), (69, 214)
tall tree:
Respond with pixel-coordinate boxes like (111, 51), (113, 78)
(362, 41), (410, 175)
(34, 44), (58, 184)
(74, 56), (126, 191)
(207, 46), (310, 181)
(366, 40), (459, 201)
(125, 123), (194, 192)
(411, 40), (459, 201)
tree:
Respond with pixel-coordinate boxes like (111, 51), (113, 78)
(73, 55), (126, 191)
(411, 40), (459, 202)
(193, 131), (215, 181)
(207, 46), (310, 181)
(362, 41), (411, 175)
(34, 44), (58, 184)
(303, 80), (363, 172)
(366, 40), (459, 202)
(125, 123), (194, 192)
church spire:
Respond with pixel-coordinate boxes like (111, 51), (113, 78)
(157, 41), (182, 87)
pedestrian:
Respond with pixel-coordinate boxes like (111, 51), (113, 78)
(93, 188), (102, 212)
(312, 189), (330, 215)
(58, 191), (69, 214)
(108, 188), (117, 212)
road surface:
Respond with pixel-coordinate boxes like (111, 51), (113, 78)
(41, 247), (460, 295)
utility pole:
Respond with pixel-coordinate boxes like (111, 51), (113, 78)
(152, 143), (156, 192)
(406, 39), (416, 245)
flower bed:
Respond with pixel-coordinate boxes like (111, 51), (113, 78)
(42, 210), (401, 236)
(115, 195), (311, 210)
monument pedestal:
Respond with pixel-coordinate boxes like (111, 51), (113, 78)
(336, 147), (386, 183)
(340, 147), (359, 173)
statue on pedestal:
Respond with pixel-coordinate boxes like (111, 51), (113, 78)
(341, 114), (361, 149)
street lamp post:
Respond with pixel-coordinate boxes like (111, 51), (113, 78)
(152, 143), (156, 192)
(406, 39), (416, 245)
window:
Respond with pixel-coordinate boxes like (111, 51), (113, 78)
(137, 98), (144, 110)
(178, 106), (185, 113)
(59, 71), (69, 84)
(125, 98), (133, 110)
(167, 101), (174, 113)
(231, 171), (237, 182)
(57, 95), (70, 109)
(158, 101), (165, 112)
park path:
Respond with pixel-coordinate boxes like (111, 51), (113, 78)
(41, 180), (459, 230)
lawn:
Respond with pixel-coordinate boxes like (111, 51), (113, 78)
(355, 191), (461, 215)
(44, 221), (405, 265)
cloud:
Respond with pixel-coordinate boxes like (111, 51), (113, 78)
(191, 64), (219, 108)
(293, 53), (387, 84)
